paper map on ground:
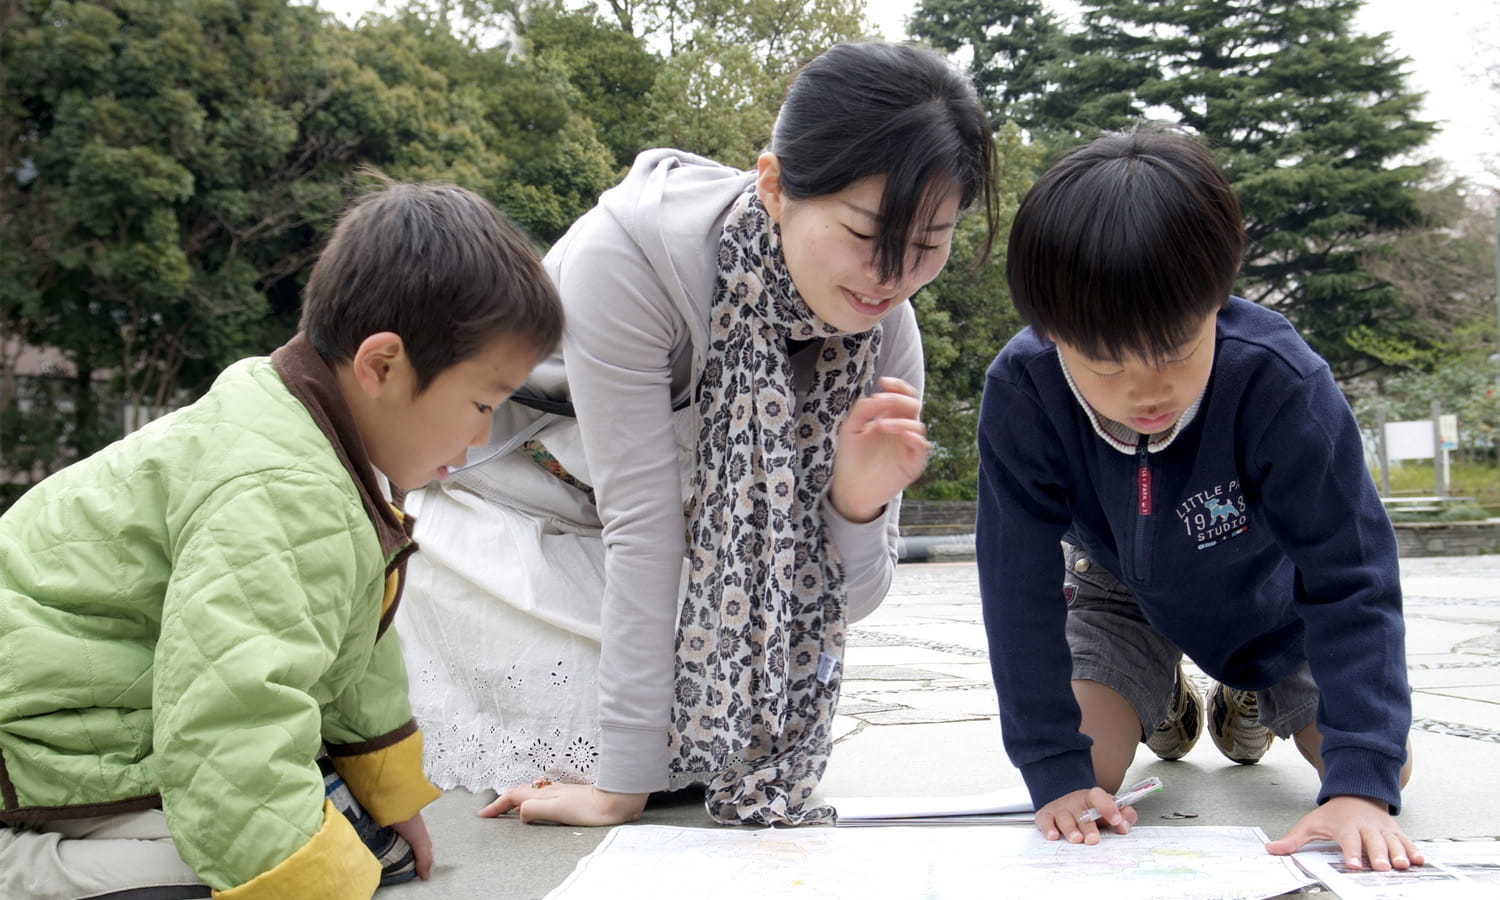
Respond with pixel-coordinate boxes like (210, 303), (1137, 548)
(544, 824), (1313, 900)
(828, 784), (1034, 825)
(1294, 841), (1500, 899)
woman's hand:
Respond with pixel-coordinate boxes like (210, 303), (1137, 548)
(478, 781), (648, 827)
(829, 377), (930, 522)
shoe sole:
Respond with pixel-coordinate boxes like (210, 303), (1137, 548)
(1209, 687), (1273, 764)
(1145, 674), (1203, 760)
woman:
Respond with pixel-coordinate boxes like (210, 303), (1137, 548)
(397, 40), (999, 827)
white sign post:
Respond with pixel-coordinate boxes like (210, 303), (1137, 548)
(1380, 402), (1456, 498)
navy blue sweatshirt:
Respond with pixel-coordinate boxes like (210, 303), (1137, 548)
(976, 297), (1409, 812)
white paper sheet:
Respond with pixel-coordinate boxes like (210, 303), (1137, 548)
(1294, 841), (1500, 899)
(545, 824), (1315, 900)
(828, 784), (1034, 825)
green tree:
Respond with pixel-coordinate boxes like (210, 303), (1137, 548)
(637, 0), (870, 167)
(0, 0), (615, 506)
(910, 123), (1042, 499)
(448, 0), (870, 168)
(349, 5), (617, 241)
(1355, 184), (1499, 369)
(909, 0), (1064, 130)
(919, 0), (1439, 380)
(1044, 0), (1435, 380)
(524, 1), (662, 169)
(2, 0), (369, 479)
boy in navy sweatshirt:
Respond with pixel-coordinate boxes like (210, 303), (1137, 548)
(976, 128), (1418, 871)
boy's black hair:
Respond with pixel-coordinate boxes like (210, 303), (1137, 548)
(300, 179), (563, 390)
(1007, 127), (1246, 364)
(771, 41), (999, 285)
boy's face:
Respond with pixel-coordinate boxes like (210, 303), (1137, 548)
(1053, 310), (1219, 437)
(361, 333), (538, 491)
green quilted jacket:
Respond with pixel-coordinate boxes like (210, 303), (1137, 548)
(0, 336), (440, 898)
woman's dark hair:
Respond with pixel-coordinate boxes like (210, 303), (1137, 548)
(772, 41), (998, 284)
(1006, 126), (1246, 364)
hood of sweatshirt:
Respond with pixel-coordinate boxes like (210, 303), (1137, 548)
(529, 149), (756, 409)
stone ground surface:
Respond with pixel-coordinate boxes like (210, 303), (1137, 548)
(383, 555), (1500, 899)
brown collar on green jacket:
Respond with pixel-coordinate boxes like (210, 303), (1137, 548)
(271, 334), (417, 636)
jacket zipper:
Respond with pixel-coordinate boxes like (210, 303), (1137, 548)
(1133, 433), (1151, 577)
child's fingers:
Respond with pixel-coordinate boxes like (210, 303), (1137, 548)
(1264, 821), (1314, 857)
(1403, 835), (1426, 867)
(1364, 828), (1422, 871)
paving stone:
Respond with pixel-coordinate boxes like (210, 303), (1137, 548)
(857, 708), (992, 726)
(400, 555), (1500, 900)
(842, 664), (957, 682)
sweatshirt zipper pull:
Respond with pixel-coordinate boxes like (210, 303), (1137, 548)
(1136, 434), (1151, 516)
(1133, 433), (1152, 577)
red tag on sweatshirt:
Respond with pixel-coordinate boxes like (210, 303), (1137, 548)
(1137, 466), (1152, 515)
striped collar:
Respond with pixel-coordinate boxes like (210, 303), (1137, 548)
(1056, 353), (1204, 455)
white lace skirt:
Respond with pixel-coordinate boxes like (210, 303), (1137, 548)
(397, 451), (606, 793)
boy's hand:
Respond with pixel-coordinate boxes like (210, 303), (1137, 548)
(479, 782), (647, 827)
(829, 377), (930, 523)
(1265, 795), (1425, 871)
(1036, 786), (1137, 844)
(391, 812), (434, 879)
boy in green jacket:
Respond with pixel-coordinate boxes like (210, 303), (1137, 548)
(0, 180), (563, 899)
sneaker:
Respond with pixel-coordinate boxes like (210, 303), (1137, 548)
(1208, 683), (1275, 765)
(1144, 665), (1203, 760)
(319, 754), (418, 885)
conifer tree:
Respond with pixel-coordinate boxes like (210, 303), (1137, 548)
(913, 0), (1437, 378)
(1046, 0), (1435, 378)
(909, 0), (1064, 130)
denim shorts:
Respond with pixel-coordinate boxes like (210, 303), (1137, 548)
(1062, 542), (1318, 739)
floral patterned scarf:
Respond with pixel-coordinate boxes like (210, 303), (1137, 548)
(666, 185), (881, 825)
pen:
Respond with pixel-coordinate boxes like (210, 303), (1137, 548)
(1078, 775), (1164, 824)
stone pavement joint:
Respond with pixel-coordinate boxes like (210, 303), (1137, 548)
(1408, 660), (1500, 669)
(1411, 716), (1500, 743)
(848, 627), (987, 658)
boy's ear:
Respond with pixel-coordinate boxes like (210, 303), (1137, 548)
(350, 332), (407, 398)
(755, 152), (786, 222)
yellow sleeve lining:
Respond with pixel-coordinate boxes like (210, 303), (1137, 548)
(329, 728), (441, 826)
(212, 799), (379, 900)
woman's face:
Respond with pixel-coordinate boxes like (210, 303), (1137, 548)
(757, 154), (961, 334)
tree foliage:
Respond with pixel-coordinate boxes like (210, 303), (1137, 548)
(635, 0), (869, 168)
(1355, 185), (1499, 369)
(909, 0), (1063, 131)
(1354, 360), (1500, 466)
(0, 0), (616, 504)
(910, 123), (1041, 499)
(4, 0), (369, 476)
(463, 0), (871, 168)
(524, 1), (661, 169)
(910, 0), (1440, 382)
